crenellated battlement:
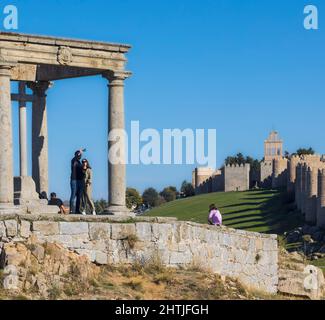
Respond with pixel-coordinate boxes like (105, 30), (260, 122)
(225, 163), (250, 168)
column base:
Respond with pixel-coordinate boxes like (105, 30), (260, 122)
(14, 176), (59, 214)
(103, 205), (135, 217)
(0, 203), (23, 215)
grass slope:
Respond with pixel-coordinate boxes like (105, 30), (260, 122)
(147, 189), (303, 234)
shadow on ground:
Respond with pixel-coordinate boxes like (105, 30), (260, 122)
(221, 189), (303, 234)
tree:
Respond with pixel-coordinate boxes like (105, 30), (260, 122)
(160, 186), (178, 202)
(245, 156), (260, 172)
(155, 195), (166, 207)
(94, 199), (108, 214)
(126, 187), (142, 210)
(225, 153), (260, 171)
(225, 153), (247, 166)
(294, 147), (315, 156)
(142, 187), (159, 207)
(224, 153), (260, 188)
(236, 153), (245, 165)
(284, 151), (290, 159)
(181, 180), (195, 197)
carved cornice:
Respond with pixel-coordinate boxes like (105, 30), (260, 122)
(0, 33), (130, 71)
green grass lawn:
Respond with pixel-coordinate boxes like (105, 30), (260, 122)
(146, 189), (303, 235)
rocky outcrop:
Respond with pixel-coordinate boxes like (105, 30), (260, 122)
(284, 225), (325, 259)
(0, 235), (100, 298)
(278, 250), (325, 300)
(278, 266), (324, 299)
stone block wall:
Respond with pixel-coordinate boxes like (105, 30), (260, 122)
(192, 163), (254, 195)
(260, 160), (273, 188)
(224, 164), (250, 192)
(287, 155), (300, 195)
(0, 214), (278, 294)
(280, 155), (325, 228)
(211, 172), (225, 192)
(272, 158), (288, 189)
(193, 168), (224, 195)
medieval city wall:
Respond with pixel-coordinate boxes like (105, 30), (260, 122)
(224, 164), (250, 192)
(193, 168), (224, 195)
(280, 155), (325, 228)
(0, 214), (278, 294)
(260, 160), (273, 188)
(271, 158), (288, 189)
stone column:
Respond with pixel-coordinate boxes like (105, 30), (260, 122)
(103, 71), (131, 215)
(28, 81), (52, 195)
(19, 82), (28, 177)
(0, 63), (14, 206)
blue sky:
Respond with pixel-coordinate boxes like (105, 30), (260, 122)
(6, 0), (325, 199)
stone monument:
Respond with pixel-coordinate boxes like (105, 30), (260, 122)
(0, 32), (132, 216)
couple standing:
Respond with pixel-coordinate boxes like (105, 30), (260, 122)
(69, 149), (96, 215)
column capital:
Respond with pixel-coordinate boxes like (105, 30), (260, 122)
(102, 70), (132, 86)
(0, 61), (15, 77)
(27, 81), (53, 97)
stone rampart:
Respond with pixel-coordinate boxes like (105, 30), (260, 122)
(224, 164), (250, 192)
(0, 213), (278, 294)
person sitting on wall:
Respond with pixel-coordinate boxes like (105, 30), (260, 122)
(208, 204), (222, 226)
(39, 191), (48, 201)
(48, 192), (68, 214)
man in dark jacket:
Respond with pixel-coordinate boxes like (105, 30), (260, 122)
(69, 149), (84, 214)
(49, 192), (67, 214)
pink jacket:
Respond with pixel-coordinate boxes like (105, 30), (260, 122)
(209, 209), (222, 225)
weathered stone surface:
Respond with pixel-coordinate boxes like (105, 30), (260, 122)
(5, 220), (17, 237)
(3, 264), (18, 276)
(95, 251), (108, 265)
(135, 222), (152, 241)
(89, 223), (110, 240)
(111, 223), (136, 240)
(0, 221), (5, 237)
(278, 265), (325, 300)
(59, 222), (88, 235)
(40, 234), (73, 246)
(20, 220), (31, 238)
(169, 250), (192, 265)
(33, 221), (59, 235)
(1, 238), (101, 296)
(3, 274), (19, 290)
(31, 244), (45, 262)
(152, 223), (172, 242)
(74, 249), (96, 262)
(0, 215), (279, 294)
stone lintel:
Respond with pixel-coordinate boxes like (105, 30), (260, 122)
(0, 32), (131, 52)
(0, 32), (131, 73)
(36, 65), (103, 81)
